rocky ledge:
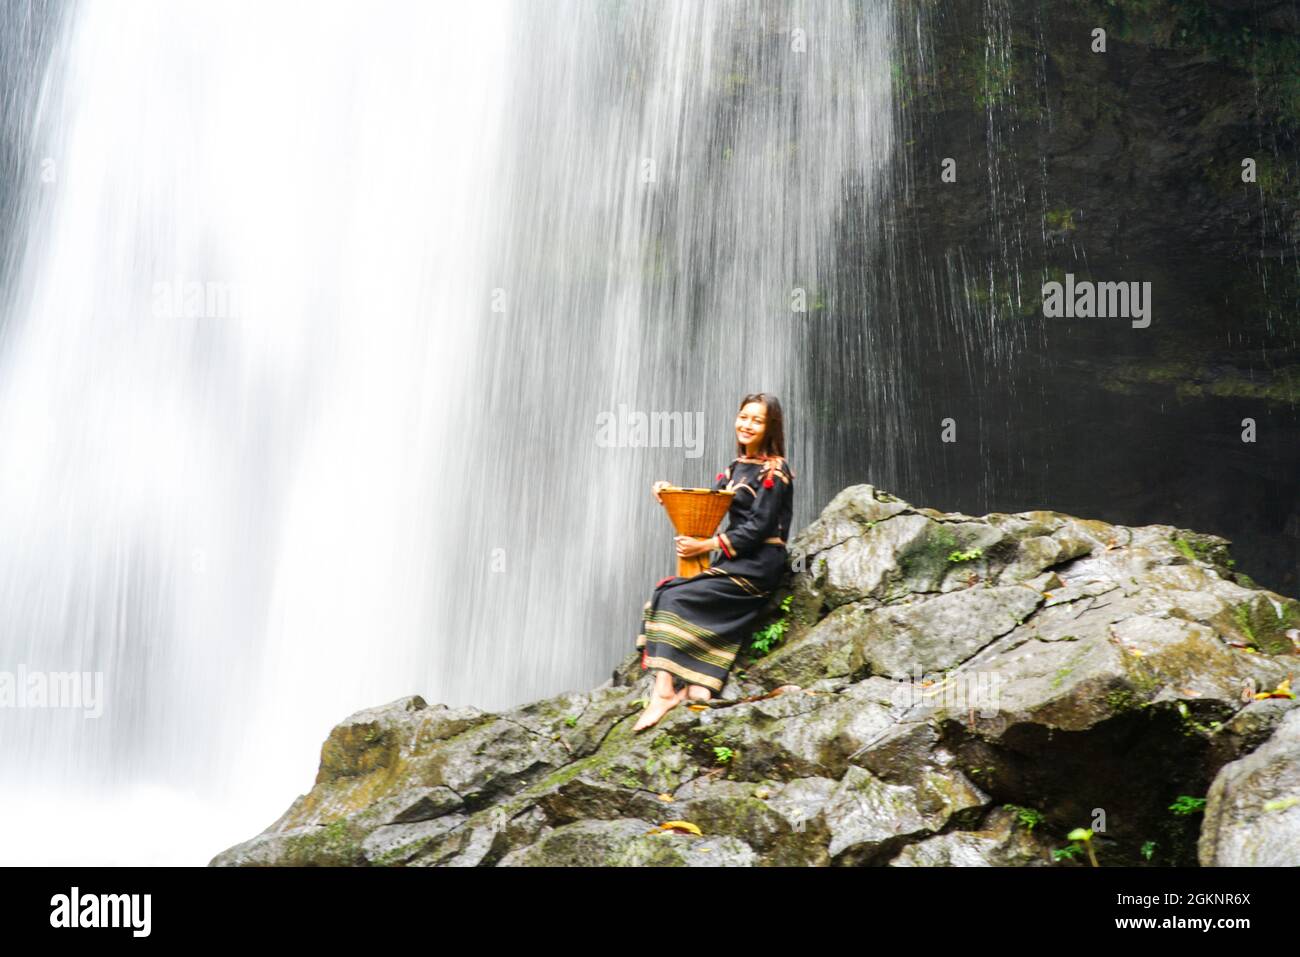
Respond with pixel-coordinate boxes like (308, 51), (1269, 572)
(211, 486), (1300, 867)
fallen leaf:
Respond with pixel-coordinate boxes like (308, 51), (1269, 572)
(1255, 676), (1295, 700)
(654, 820), (702, 836)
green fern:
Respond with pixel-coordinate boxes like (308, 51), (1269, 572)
(1168, 795), (1207, 816)
(749, 595), (795, 657)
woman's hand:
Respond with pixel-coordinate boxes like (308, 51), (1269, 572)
(652, 480), (670, 504)
(675, 535), (716, 558)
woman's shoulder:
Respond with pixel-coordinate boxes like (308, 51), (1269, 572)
(745, 454), (792, 488)
(768, 456), (794, 483)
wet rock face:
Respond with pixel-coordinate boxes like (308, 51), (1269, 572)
(212, 485), (1299, 867)
(807, 0), (1300, 596)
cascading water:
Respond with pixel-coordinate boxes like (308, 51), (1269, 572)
(0, 0), (511, 864)
(442, 0), (897, 709)
(0, 0), (897, 864)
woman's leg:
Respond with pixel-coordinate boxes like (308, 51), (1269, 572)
(633, 668), (686, 731)
(634, 554), (779, 719)
(637, 577), (739, 696)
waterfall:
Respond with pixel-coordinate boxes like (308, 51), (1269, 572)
(441, 0), (896, 708)
(0, 0), (896, 863)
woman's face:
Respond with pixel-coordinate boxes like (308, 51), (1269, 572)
(735, 401), (768, 453)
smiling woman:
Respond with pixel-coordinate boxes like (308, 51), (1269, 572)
(633, 392), (794, 731)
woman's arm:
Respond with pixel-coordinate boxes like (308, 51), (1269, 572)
(717, 460), (790, 559)
(671, 465), (733, 557)
(675, 534), (719, 558)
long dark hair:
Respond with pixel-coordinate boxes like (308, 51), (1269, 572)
(735, 392), (786, 459)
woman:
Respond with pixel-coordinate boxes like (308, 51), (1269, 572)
(633, 392), (794, 732)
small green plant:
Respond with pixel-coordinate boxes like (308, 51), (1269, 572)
(1171, 532), (1217, 563)
(1052, 843), (1084, 863)
(749, 595), (794, 657)
(1044, 206), (1076, 234)
(750, 620), (786, 656)
(1232, 603), (1258, 645)
(1168, 795), (1207, 816)
(1140, 840), (1157, 861)
(563, 715), (578, 728)
(651, 732), (685, 752)
(1066, 827), (1099, 867)
(948, 547), (983, 563)
(1003, 804), (1044, 831)
(1175, 701), (1221, 735)
(967, 45), (1019, 109)
(712, 746), (734, 764)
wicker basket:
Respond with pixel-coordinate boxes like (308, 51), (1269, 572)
(659, 487), (735, 578)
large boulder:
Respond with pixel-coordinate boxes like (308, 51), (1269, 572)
(212, 485), (1299, 867)
(1198, 707), (1300, 866)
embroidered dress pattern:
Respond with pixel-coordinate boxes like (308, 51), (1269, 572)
(636, 455), (794, 692)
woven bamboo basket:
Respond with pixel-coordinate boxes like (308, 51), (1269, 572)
(659, 487), (735, 578)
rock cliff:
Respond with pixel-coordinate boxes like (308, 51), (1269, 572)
(806, 0), (1300, 591)
(211, 485), (1299, 867)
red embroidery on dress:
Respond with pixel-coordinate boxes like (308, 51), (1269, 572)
(656, 576), (674, 588)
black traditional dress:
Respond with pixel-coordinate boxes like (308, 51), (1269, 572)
(636, 454), (794, 692)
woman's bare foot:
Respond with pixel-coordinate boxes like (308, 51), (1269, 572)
(633, 684), (687, 732)
(686, 685), (712, 703)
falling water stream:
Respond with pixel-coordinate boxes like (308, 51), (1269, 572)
(0, 0), (898, 864)
(446, 0), (896, 711)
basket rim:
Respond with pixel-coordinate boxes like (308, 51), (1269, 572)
(660, 486), (734, 496)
